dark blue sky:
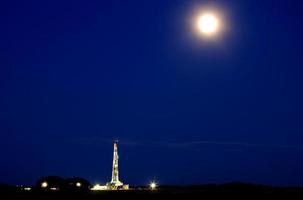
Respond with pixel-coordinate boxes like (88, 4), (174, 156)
(1, 0), (303, 186)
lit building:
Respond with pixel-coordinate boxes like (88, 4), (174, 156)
(91, 184), (108, 191)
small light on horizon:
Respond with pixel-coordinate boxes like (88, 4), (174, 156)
(76, 182), (81, 187)
(41, 182), (48, 188)
(149, 181), (157, 190)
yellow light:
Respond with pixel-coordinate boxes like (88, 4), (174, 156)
(76, 182), (81, 187)
(149, 182), (157, 190)
(197, 13), (219, 35)
(41, 182), (48, 188)
(91, 184), (108, 191)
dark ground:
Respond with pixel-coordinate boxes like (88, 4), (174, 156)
(1, 183), (303, 199)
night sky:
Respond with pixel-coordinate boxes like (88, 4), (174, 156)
(1, 0), (303, 186)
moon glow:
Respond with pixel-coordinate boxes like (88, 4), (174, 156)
(197, 14), (219, 35)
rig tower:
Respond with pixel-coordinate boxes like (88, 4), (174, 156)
(107, 140), (128, 189)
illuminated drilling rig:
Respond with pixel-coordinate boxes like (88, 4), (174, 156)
(106, 140), (129, 190)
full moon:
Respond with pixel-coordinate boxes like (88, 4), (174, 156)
(197, 14), (219, 35)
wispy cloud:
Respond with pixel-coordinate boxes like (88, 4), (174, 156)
(71, 136), (303, 151)
(176, 140), (302, 149)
